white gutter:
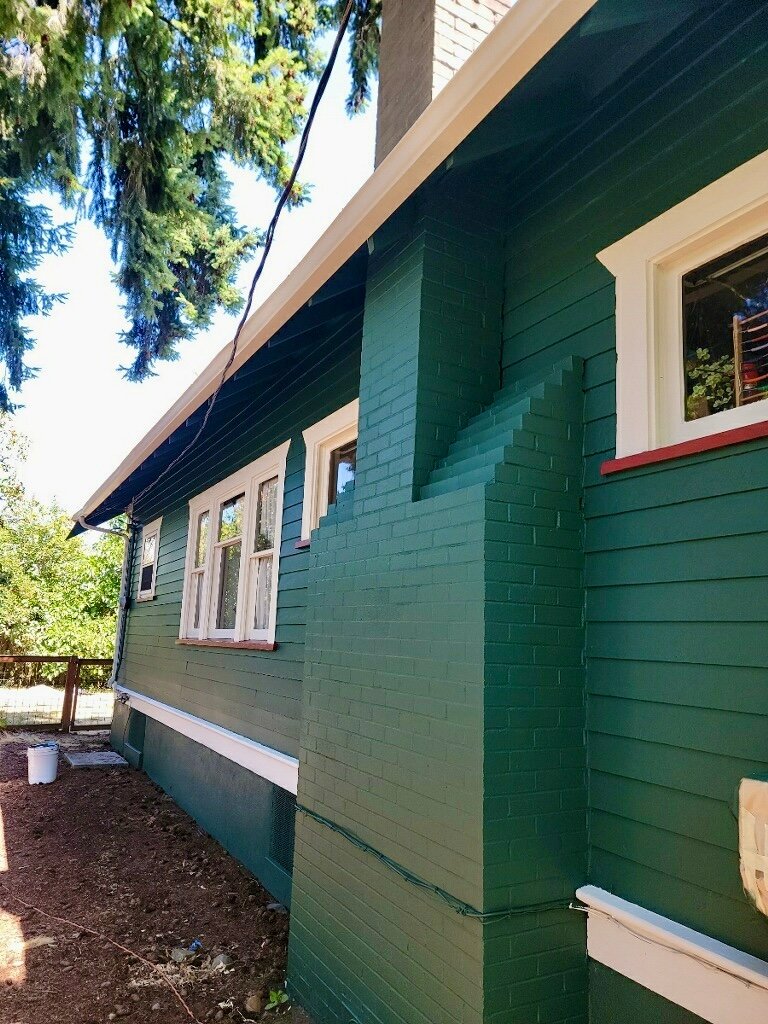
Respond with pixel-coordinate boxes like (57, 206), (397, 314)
(73, 0), (597, 525)
(577, 885), (768, 1024)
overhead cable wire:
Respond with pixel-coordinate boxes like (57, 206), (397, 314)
(128, 0), (355, 515)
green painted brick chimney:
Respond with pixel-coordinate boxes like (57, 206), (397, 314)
(287, 179), (587, 1023)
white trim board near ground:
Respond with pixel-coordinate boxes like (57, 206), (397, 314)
(116, 686), (298, 794)
(576, 885), (768, 1024)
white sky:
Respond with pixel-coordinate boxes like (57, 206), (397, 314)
(14, 44), (377, 515)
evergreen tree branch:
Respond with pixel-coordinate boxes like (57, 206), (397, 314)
(0, 1), (382, 410)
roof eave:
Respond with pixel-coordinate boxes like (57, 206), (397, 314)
(73, 0), (597, 526)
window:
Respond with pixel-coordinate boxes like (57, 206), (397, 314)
(683, 235), (768, 421)
(269, 787), (297, 874)
(212, 493), (244, 635)
(180, 441), (289, 645)
(250, 476), (278, 635)
(597, 150), (768, 459)
(300, 399), (359, 541)
(188, 510), (209, 633)
(137, 518), (162, 601)
(327, 439), (357, 506)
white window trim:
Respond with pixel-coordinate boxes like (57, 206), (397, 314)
(179, 440), (290, 644)
(577, 885), (768, 1024)
(597, 149), (768, 459)
(300, 399), (359, 541)
(136, 517), (162, 602)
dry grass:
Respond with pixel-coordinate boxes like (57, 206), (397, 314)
(0, 729), (109, 747)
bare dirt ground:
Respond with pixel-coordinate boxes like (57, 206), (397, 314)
(0, 732), (311, 1024)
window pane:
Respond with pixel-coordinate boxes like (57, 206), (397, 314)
(254, 477), (278, 552)
(192, 573), (203, 629)
(216, 542), (241, 630)
(253, 556), (273, 631)
(195, 511), (209, 567)
(327, 439), (357, 506)
(140, 563), (154, 594)
(683, 233), (768, 420)
(142, 533), (156, 567)
(218, 494), (244, 542)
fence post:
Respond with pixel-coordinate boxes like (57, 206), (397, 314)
(60, 657), (78, 732)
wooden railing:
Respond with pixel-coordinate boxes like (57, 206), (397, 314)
(0, 655), (113, 731)
(733, 309), (768, 407)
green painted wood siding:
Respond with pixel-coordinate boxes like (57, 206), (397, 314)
(119, 314), (363, 757)
(500, 0), (768, 968)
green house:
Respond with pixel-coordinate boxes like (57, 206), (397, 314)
(74, 1), (768, 1020)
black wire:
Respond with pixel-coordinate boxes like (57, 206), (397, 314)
(129, 0), (356, 514)
(297, 804), (572, 921)
(111, 516), (137, 685)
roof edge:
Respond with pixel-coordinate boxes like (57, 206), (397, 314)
(73, 0), (597, 525)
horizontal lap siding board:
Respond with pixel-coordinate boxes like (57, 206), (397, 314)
(119, 314), (363, 759)
(500, 0), (768, 972)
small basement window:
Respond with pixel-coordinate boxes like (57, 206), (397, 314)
(269, 787), (297, 875)
(180, 441), (290, 644)
(137, 518), (162, 601)
(597, 150), (768, 459)
(300, 399), (359, 541)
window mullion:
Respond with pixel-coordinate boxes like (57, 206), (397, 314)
(200, 552), (213, 640)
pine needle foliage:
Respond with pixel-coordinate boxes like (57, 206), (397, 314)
(0, 1), (381, 409)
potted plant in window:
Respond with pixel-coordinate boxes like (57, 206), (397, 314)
(685, 347), (735, 420)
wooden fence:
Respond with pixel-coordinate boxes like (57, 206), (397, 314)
(0, 655), (114, 731)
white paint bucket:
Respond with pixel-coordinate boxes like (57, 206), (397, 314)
(27, 742), (59, 785)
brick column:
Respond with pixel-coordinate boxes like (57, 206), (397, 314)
(375, 0), (515, 164)
(288, 190), (587, 1024)
(355, 191), (502, 512)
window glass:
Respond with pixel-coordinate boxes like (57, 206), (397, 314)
(216, 542), (241, 630)
(139, 526), (160, 597)
(218, 494), (244, 541)
(254, 477), (278, 552)
(253, 557), (273, 631)
(195, 511), (209, 567)
(327, 439), (357, 505)
(142, 534), (156, 567)
(192, 573), (204, 630)
(683, 233), (768, 420)
(140, 563), (154, 594)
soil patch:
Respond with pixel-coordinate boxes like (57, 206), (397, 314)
(0, 733), (311, 1024)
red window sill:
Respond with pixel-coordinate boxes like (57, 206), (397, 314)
(601, 419), (768, 475)
(176, 639), (277, 652)
(295, 539), (311, 549)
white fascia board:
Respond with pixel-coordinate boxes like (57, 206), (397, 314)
(577, 885), (768, 1024)
(117, 686), (298, 794)
(73, 0), (597, 526)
